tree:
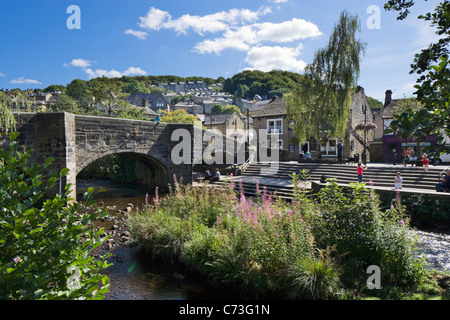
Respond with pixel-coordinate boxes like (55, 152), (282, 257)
(123, 79), (151, 94)
(48, 94), (79, 114)
(160, 109), (204, 128)
(236, 84), (249, 99)
(0, 92), (17, 133)
(88, 77), (130, 117)
(222, 105), (241, 114)
(43, 85), (66, 93)
(66, 79), (94, 113)
(384, 1), (450, 155)
(211, 104), (224, 115)
(286, 11), (366, 157)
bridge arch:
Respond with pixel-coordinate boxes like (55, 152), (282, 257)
(77, 151), (169, 191)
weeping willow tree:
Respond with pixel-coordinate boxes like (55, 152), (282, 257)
(0, 91), (16, 133)
(286, 11), (366, 157)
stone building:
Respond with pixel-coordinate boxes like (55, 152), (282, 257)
(126, 93), (170, 113)
(372, 89), (438, 163)
(251, 87), (374, 162)
(202, 113), (248, 143)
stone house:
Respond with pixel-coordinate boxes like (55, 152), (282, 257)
(202, 112), (248, 142)
(372, 90), (437, 163)
(251, 87), (374, 162)
(126, 93), (170, 113)
(173, 101), (203, 114)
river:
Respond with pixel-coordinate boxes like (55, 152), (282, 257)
(76, 179), (234, 300)
(76, 179), (450, 300)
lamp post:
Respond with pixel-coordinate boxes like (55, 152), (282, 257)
(362, 104), (367, 164)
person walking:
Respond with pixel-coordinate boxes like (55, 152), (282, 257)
(394, 172), (403, 189)
(337, 141), (343, 164)
(357, 163), (367, 183)
(422, 153), (429, 172)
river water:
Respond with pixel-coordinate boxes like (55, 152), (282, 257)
(76, 179), (234, 300)
(76, 179), (450, 300)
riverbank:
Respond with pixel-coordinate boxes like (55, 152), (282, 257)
(80, 179), (449, 300)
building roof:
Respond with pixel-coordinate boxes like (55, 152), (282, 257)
(382, 99), (404, 119)
(203, 113), (243, 125)
(251, 96), (287, 118)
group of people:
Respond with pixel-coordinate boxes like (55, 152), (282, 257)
(357, 162), (450, 192)
(403, 149), (430, 172)
(298, 151), (311, 160)
(204, 168), (220, 182)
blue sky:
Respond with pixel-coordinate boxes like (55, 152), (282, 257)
(0, 0), (442, 102)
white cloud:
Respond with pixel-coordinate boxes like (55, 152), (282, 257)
(194, 18), (322, 54)
(138, 7), (171, 30)
(194, 26), (257, 54)
(255, 18), (323, 43)
(85, 67), (147, 79)
(137, 6), (271, 35)
(124, 29), (148, 40)
(64, 58), (93, 68)
(64, 58), (146, 79)
(0, 72), (5, 77)
(269, 0), (289, 3)
(244, 45), (307, 72)
(11, 77), (42, 84)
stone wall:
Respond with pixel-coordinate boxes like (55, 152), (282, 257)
(3, 112), (196, 199)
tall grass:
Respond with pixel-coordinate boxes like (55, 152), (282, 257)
(127, 175), (429, 299)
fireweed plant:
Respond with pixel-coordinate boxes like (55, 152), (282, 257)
(128, 172), (429, 299)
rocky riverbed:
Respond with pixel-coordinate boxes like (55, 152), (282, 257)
(413, 229), (450, 272)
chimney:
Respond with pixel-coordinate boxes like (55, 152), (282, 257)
(384, 90), (392, 108)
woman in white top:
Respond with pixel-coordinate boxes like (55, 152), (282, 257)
(394, 172), (403, 189)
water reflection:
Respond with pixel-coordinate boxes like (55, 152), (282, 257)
(76, 179), (232, 300)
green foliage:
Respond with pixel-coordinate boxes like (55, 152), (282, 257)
(286, 11), (366, 145)
(223, 70), (304, 99)
(384, 1), (450, 155)
(0, 133), (111, 299)
(312, 181), (427, 289)
(0, 91), (16, 133)
(211, 104), (241, 115)
(122, 79), (151, 94)
(160, 109), (204, 127)
(366, 96), (384, 110)
(128, 174), (429, 299)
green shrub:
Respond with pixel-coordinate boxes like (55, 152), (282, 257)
(312, 181), (428, 289)
(0, 133), (111, 300)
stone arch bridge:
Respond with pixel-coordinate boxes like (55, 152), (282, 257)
(2, 112), (244, 200)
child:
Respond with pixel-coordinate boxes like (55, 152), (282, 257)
(394, 172), (403, 189)
(357, 163), (367, 183)
(422, 153), (429, 172)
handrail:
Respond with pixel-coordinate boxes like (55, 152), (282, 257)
(240, 150), (256, 173)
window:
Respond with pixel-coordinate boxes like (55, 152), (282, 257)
(156, 100), (164, 107)
(320, 138), (337, 156)
(267, 119), (283, 134)
(267, 137), (283, 149)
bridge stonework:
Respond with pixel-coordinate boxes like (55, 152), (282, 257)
(2, 112), (195, 200)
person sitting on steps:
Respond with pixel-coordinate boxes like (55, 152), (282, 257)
(210, 168), (221, 182)
(436, 168), (450, 192)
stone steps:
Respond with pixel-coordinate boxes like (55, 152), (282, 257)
(242, 162), (443, 191)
